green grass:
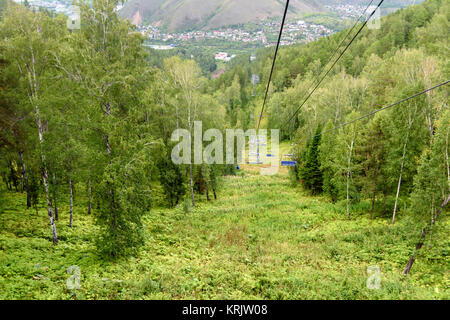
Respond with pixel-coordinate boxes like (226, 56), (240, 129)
(0, 172), (448, 300)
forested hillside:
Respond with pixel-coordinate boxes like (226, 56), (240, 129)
(0, 0), (233, 257)
(210, 0), (449, 222)
(0, 0), (448, 300)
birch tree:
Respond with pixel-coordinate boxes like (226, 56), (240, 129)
(390, 99), (422, 224)
(388, 50), (429, 224)
(53, 0), (156, 256)
(336, 111), (361, 219)
(164, 57), (203, 208)
(0, 5), (66, 243)
(411, 110), (450, 221)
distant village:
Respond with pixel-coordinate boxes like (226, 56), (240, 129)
(138, 19), (334, 49)
(324, 3), (368, 20)
(15, 0), (370, 64)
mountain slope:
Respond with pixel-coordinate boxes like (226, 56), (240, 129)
(120, 0), (326, 31)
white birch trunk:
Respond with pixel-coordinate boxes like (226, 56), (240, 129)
(26, 45), (58, 244)
(392, 138), (408, 225)
(37, 117), (58, 243)
(188, 105), (195, 208)
(392, 104), (417, 224)
(346, 140), (354, 220)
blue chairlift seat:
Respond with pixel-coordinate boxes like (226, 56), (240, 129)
(281, 154), (296, 167)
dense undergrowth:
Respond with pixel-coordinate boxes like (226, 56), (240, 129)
(0, 171), (448, 299)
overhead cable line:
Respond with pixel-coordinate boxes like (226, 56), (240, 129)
(257, 0), (290, 132)
(316, 0), (376, 77)
(314, 80), (449, 138)
(289, 0), (375, 128)
(283, 0), (385, 127)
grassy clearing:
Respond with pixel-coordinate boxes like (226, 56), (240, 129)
(0, 171), (448, 300)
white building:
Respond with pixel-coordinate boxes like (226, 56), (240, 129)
(215, 52), (228, 61)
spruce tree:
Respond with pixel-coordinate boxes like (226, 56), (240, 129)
(319, 120), (339, 202)
(158, 146), (186, 208)
(300, 126), (323, 195)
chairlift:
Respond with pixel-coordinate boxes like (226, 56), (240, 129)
(247, 151), (264, 165)
(247, 135), (266, 165)
(281, 154), (296, 167)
